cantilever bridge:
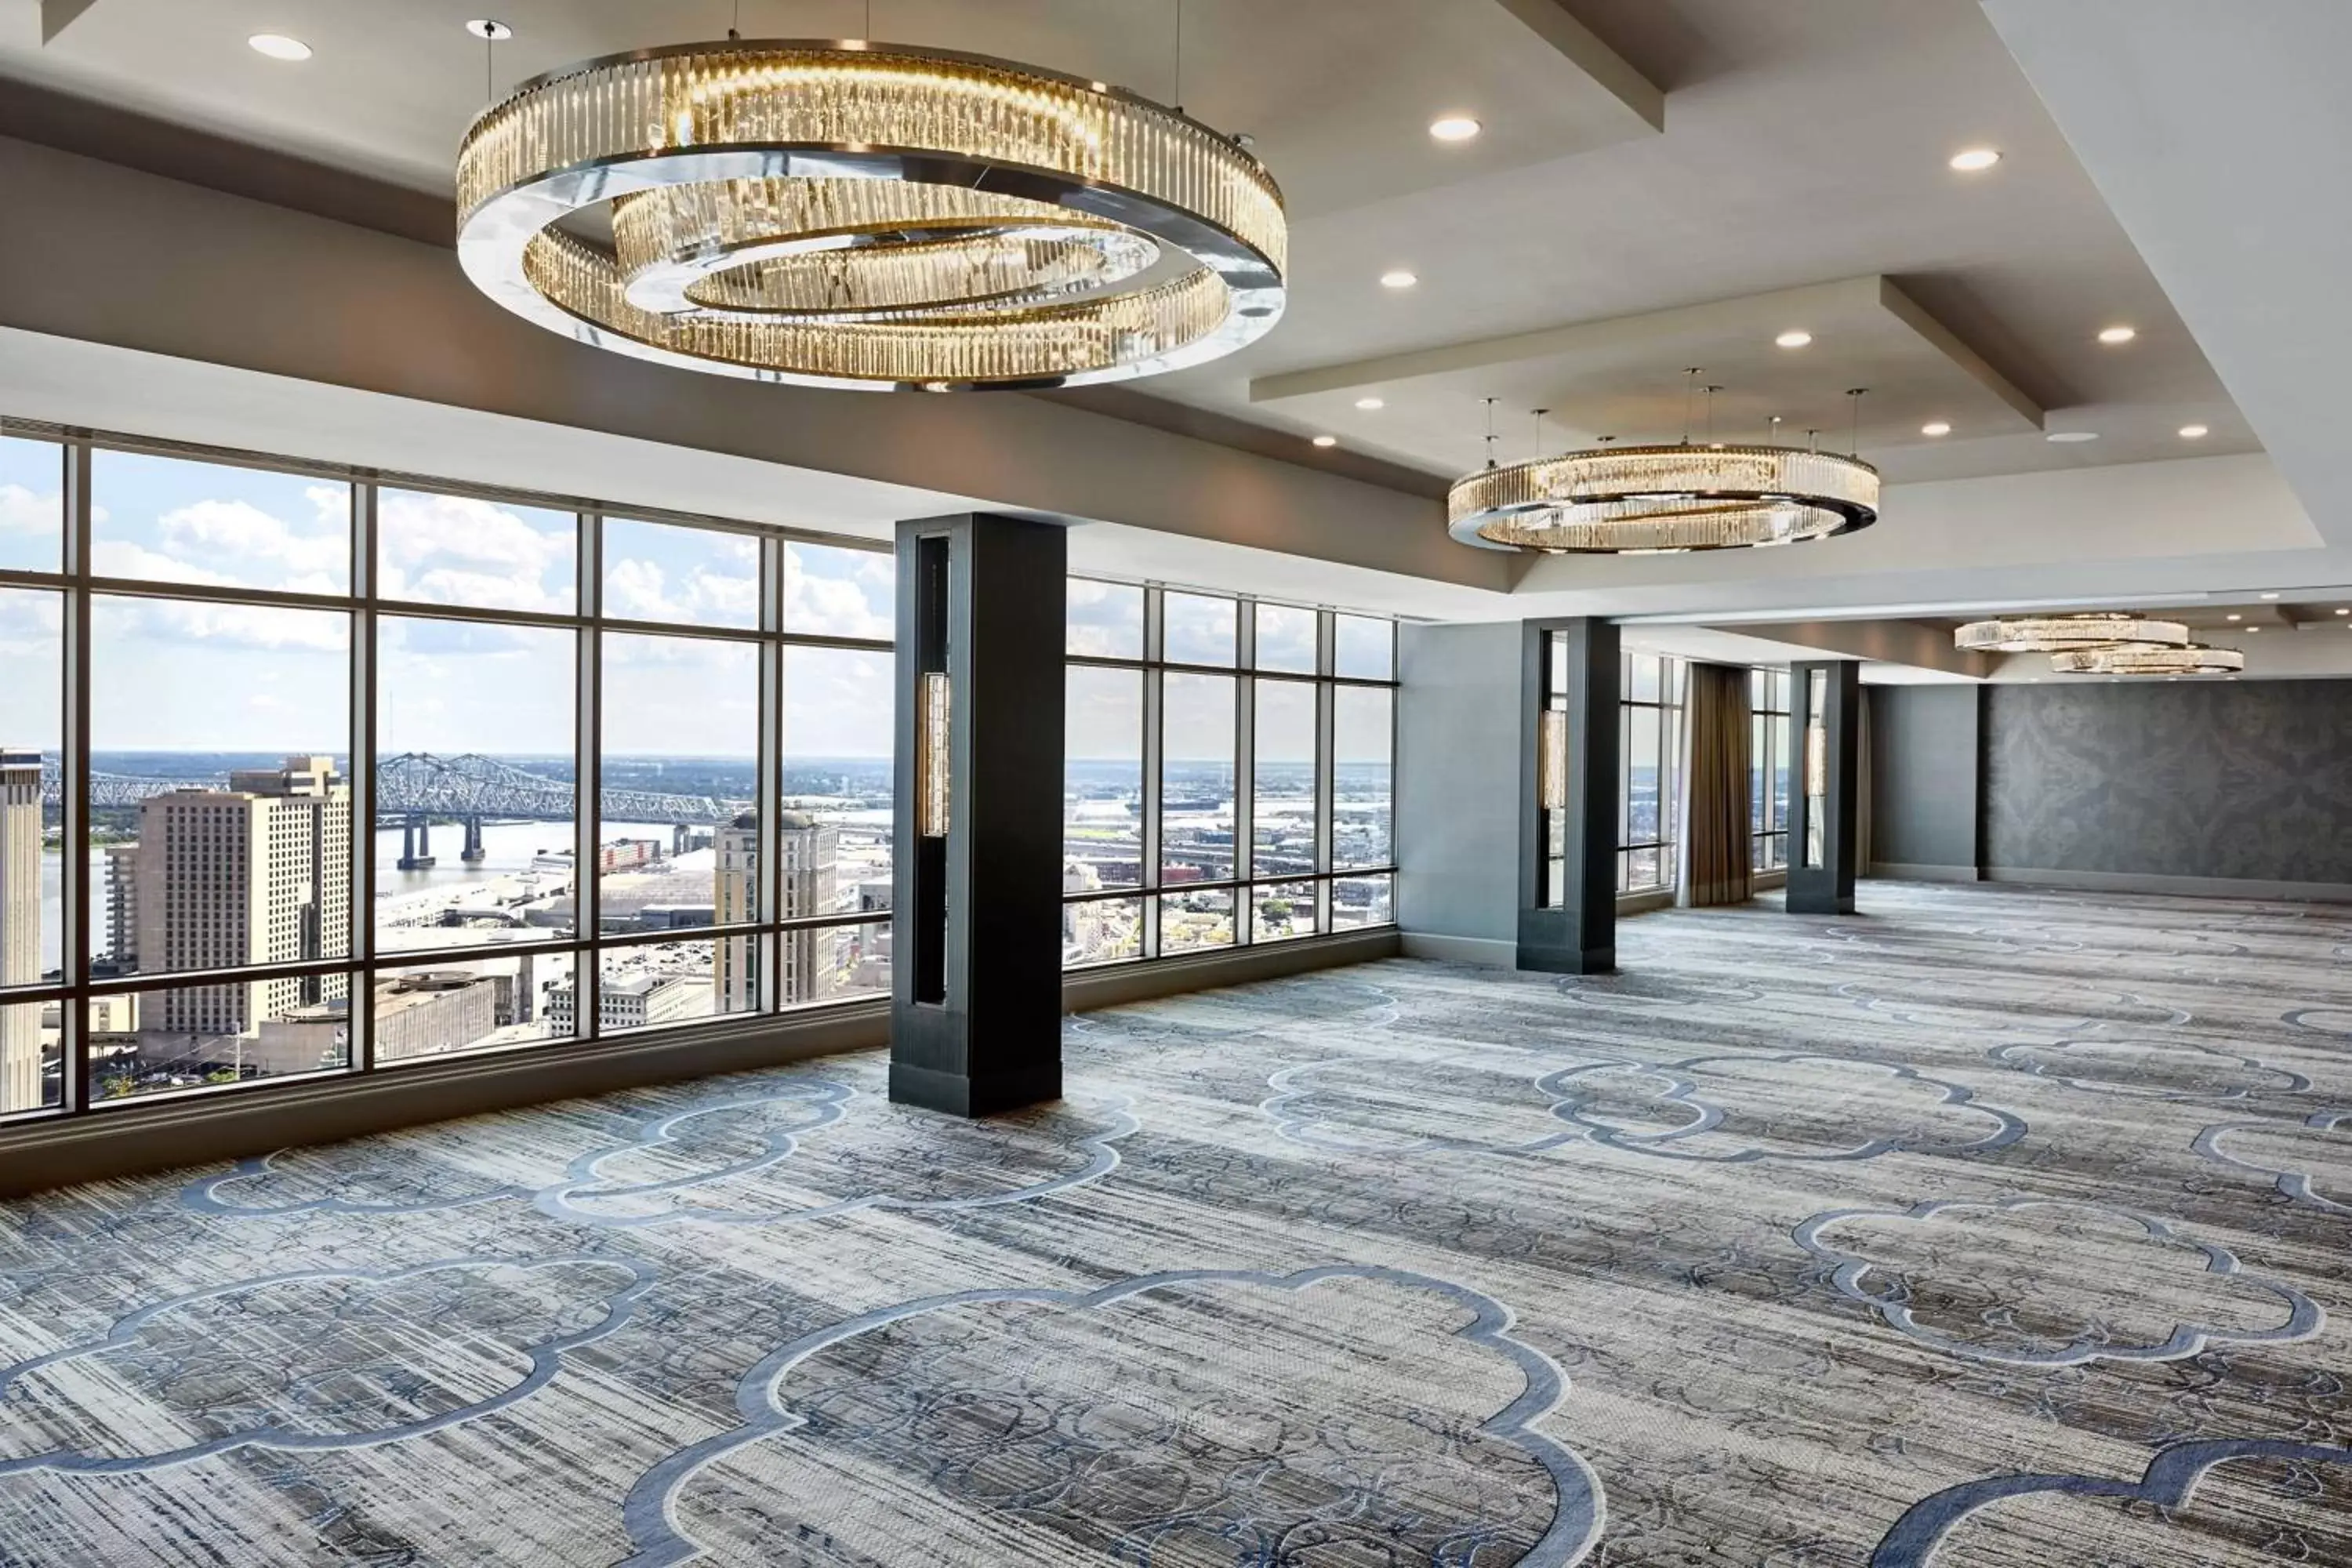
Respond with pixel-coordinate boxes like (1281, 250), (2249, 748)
(42, 752), (752, 827)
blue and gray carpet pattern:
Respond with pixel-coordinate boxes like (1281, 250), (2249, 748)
(2, 881), (2350, 1563)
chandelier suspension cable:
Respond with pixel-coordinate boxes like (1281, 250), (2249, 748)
(1846, 387), (1867, 456)
(1704, 383), (1722, 445)
(1532, 407), (1548, 461)
(1172, 0), (1184, 111)
(1680, 367), (1702, 445)
(1482, 397), (1499, 470)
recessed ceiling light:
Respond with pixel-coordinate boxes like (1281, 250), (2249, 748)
(1428, 115), (1483, 143)
(465, 19), (513, 40)
(1354, 397), (1385, 411)
(2047, 430), (2099, 443)
(2226, 613), (2242, 621)
(1312, 435), (1338, 448)
(1949, 147), (2002, 172)
(2261, 591), (2281, 600)
(1775, 330), (1813, 349)
(1379, 270), (1418, 290)
(2098, 325), (2137, 344)
(2179, 424), (2209, 438)
(1922, 421), (1952, 437)
(248, 33), (312, 60)
(2249, 626), (2261, 633)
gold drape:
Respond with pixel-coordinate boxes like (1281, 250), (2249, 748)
(1676, 662), (1755, 907)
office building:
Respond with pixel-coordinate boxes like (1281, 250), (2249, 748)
(7, 8), (2352, 1565)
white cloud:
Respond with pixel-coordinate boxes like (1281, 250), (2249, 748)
(0, 483), (58, 538)
(379, 492), (574, 612)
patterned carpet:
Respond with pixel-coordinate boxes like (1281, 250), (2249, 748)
(2, 880), (2350, 1566)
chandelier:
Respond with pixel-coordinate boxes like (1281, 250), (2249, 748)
(456, 40), (1287, 390)
(1446, 381), (1878, 554)
(1953, 615), (2191, 653)
(2050, 644), (2245, 676)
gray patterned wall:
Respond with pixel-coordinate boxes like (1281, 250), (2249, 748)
(1984, 681), (2352, 884)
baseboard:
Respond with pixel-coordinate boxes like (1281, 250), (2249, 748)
(1617, 890), (1675, 916)
(1982, 866), (2352, 904)
(1869, 862), (1983, 884)
(1398, 931), (1517, 967)
(1062, 927), (1403, 1010)
(0, 1001), (891, 1197)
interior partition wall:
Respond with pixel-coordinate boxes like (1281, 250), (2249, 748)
(1062, 580), (1398, 967)
(0, 419), (895, 1130)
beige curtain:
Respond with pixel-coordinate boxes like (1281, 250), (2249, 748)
(1676, 662), (1755, 907)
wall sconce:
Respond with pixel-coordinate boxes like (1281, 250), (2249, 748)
(919, 670), (951, 838)
(1538, 710), (1568, 811)
(1805, 724), (1827, 800)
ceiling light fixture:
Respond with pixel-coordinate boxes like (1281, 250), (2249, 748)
(2051, 643), (2245, 677)
(1949, 147), (2002, 172)
(2261, 591), (2282, 600)
(1428, 115), (1482, 143)
(456, 39), (1287, 390)
(1954, 615), (2191, 654)
(1312, 435), (1338, 448)
(1922, 421), (1952, 437)
(1776, 331), (1813, 349)
(1355, 397), (1385, 411)
(248, 33), (312, 60)
(2179, 424), (2209, 438)
(464, 19), (513, 41)
(2226, 613), (2242, 621)
(2047, 430), (2100, 443)
(1379, 269), (1419, 290)
(1446, 372), (1878, 554)
(2098, 325), (2138, 344)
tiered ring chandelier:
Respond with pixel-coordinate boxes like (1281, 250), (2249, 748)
(1953, 615), (2192, 654)
(456, 39), (1287, 390)
(1446, 379), (1879, 554)
(2051, 644), (2245, 677)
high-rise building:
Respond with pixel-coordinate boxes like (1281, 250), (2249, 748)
(714, 809), (840, 1011)
(103, 842), (140, 967)
(132, 757), (352, 1044)
(0, 750), (44, 1112)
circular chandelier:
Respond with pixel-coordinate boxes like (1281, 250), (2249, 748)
(456, 40), (1287, 390)
(2050, 643), (2245, 677)
(1447, 443), (1880, 553)
(1953, 615), (2190, 654)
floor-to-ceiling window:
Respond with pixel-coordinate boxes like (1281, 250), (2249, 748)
(0, 419), (891, 1120)
(1063, 583), (1397, 967)
(1750, 668), (1792, 871)
(1618, 654), (1684, 894)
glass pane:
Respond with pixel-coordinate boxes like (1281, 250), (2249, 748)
(1334, 615), (1393, 681)
(780, 922), (890, 1009)
(1160, 887), (1234, 953)
(1066, 666), (1143, 893)
(1161, 672), (1236, 884)
(1628, 705), (1661, 847)
(1629, 655), (1660, 703)
(1064, 897), (1143, 967)
(0, 590), (61, 993)
(1250, 880), (1318, 942)
(602, 517), (759, 630)
(600, 632), (757, 929)
(784, 540), (894, 640)
(1066, 579), (1145, 659)
(1164, 593), (1236, 666)
(1334, 686), (1392, 869)
(93, 450), (350, 595)
(0, 436), (62, 574)
(93, 974), (353, 1103)
(782, 645), (892, 915)
(374, 953), (576, 1065)
(1628, 846), (1661, 891)
(0, 1001), (56, 1115)
(1333, 874), (1393, 932)
(1254, 604), (1316, 673)
(378, 489), (575, 612)
(1750, 714), (1767, 835)
(561, 939), (755, 1035)
(91, 597), (351, 978)
(377, 617), (576, 953)
(1252, 679), (1316, 880)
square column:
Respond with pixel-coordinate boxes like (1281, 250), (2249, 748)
(889, 513), (1068, 1116)
(1788, 659), (1861, 914)
(1518, 618), (1620, 973)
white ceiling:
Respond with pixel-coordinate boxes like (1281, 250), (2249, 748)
(7, 0), (2352, 677)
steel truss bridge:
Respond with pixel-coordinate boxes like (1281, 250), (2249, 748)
(42, 753), (752, 828)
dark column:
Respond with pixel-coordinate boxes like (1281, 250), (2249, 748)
(1517, 617), (1620, 974)
(1788, 659), (1861, 914)
(889, 512), (1068, 1117)
(461, 814), (486, 862)
(398, 815), (434, 870)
